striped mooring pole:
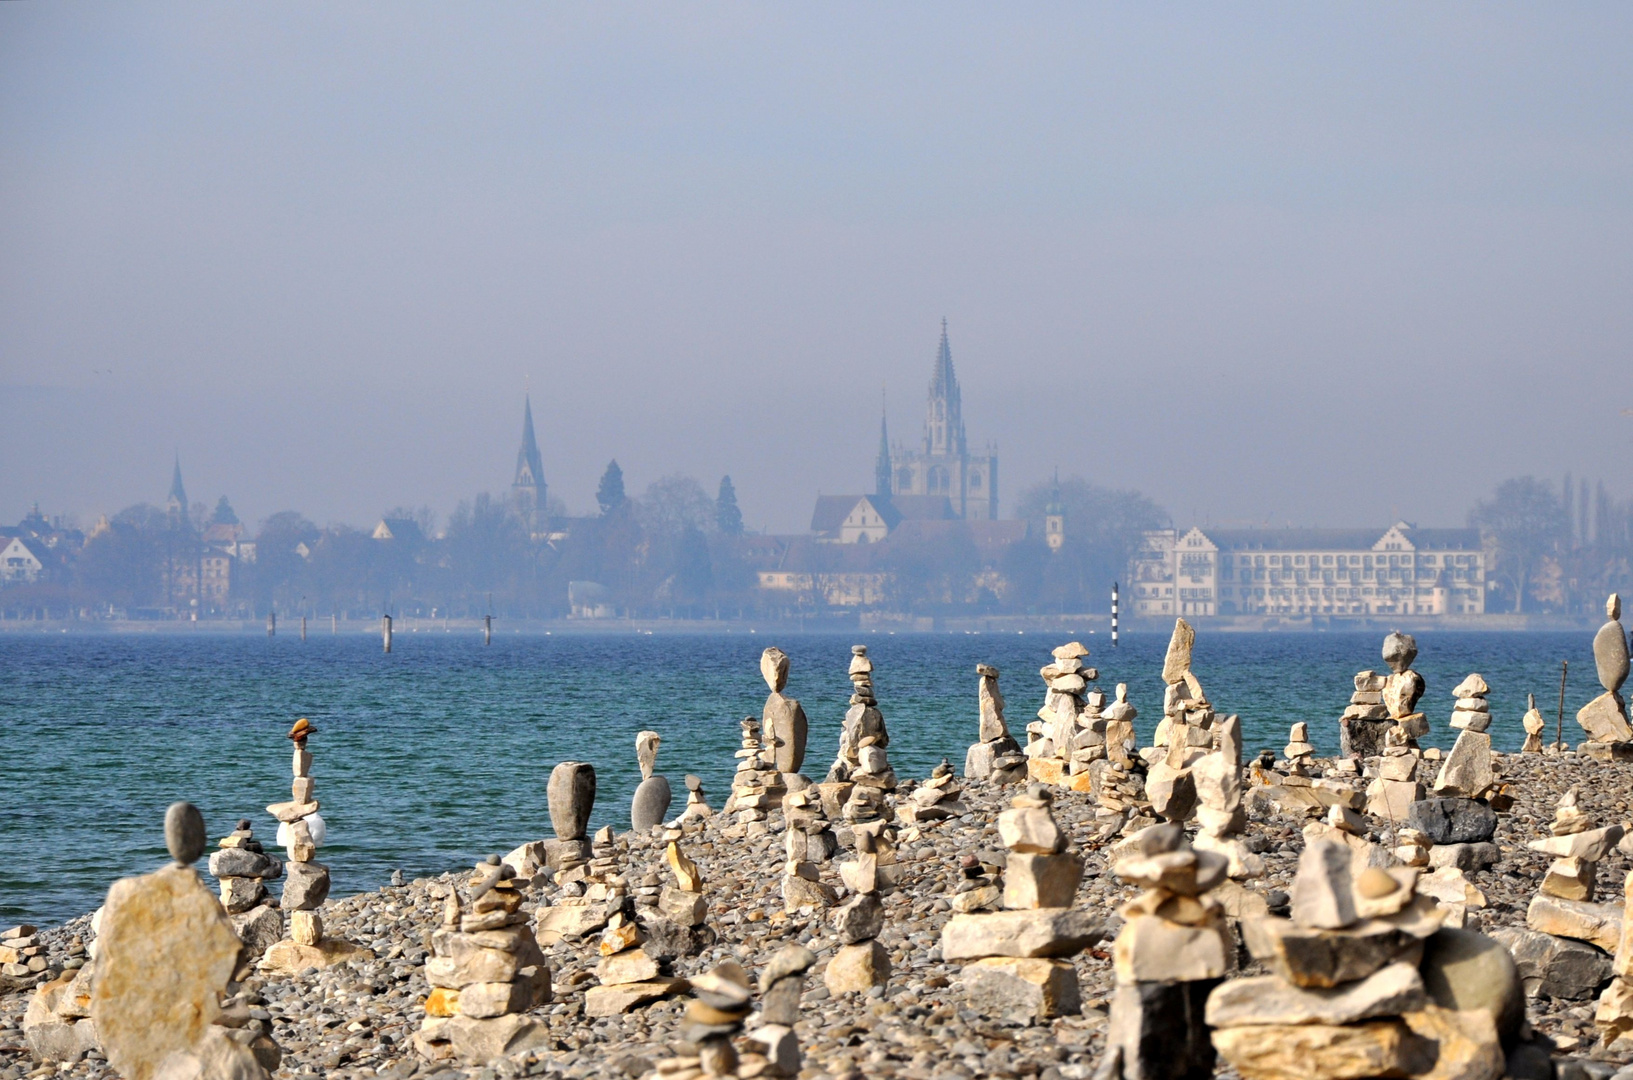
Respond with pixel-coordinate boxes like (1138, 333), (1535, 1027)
(1111, 581), (1120, 647)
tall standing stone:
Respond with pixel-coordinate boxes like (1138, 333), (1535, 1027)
(631, 731), (673, 832)
(967, 663), (1025, 783)
(762, 647), (809, 774)
(548, 761), (597, 842)
(1581, 594), (1633, 746)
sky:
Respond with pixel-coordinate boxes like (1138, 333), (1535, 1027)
(3, 4), (1631, 535)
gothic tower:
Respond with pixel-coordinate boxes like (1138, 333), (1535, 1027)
(924, 318), (967, 457)
(874, 401), (892, 497)
(512, 396), (547, 538)
(885, 321), (999, 520)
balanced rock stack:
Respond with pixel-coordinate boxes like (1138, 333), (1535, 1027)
(899, 759), (968, 823)
(825, 645), (897, 823)
(546, 761), (596, 882)
(1209, 838), (1511, 1080)
(825, 819), (894, 994)
(1450, 674), (1493, 731)
(1406, 786), (1498, 877)
(1578, 594), (1633, 760)
(585, 830), (688, 1016)
(1097, 824), (1229, 1080)
(414, 855), (550, 1065)
(263, 718), (368, 973)
(1521, 695), (1548, 753)
(1025, 641), (1100, 790)
(1339, 668), (1392, 757)
(941, 785), (1100, 1022)
(782, 797), (840, 913)
(1381, 631), (1431, 742)
(1143, 619), (1218, 825)
(679, 774), (713, 822)
(1367, 722), (1427, 821)
(645, 961), (754, 1079)
(1283, 722), (1315, 771)
(1192, 714), (1264, 880)
(657, 840), (711, 945)
(724, 717), (782, 838)
(1087, 685), (1149, 825)
(748, 944), (817, 1078)
(209, 817), (284, 956)
(90, 802), (279, 1080)
(1596, 868), (1633, 1046)
(631, 730), (673, 832)
(3, 924), (47, 982)
(965, 663), (1026, 783)
(760, 645), (809, 780)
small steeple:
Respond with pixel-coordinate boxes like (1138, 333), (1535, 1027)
(513, 394), (547, 535)
(874, 390), (892, 497)
(167, 454), (188, 515)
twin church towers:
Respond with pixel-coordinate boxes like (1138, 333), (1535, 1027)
(509, 319), (999, 532)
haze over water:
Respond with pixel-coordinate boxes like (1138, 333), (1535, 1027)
(0, 628), (1597, 926)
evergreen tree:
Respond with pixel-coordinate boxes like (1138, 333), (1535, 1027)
(596, 460), (627, 515)
(716, 475), (744, 536)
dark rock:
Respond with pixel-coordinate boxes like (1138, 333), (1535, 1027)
(1419, 927), (1524, 1047)
(630, 775), (672, 832)
(1102, 978), (1219, 1080)
(1407, 797), (1497, 845)
(547, 761), (596, 842)
(1339, 717), (1395, 759)
(164, 801), (207, 866)
(1490, 928), (1613, 1001)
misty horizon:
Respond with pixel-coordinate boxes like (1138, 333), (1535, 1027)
(5, 5), (1631, 535)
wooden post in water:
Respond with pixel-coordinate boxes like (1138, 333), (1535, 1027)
(267, 612), (275, 637)
(1557, 660), (1569, 750)
(382, 614), (393, 653)
(1111, 582), (1119, 648)
(300, 616), (307, 642)
(484, 614), (492, 646)
(331, 614), (337, 635)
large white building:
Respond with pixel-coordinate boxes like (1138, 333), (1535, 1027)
(1131, 523), (1487, 618)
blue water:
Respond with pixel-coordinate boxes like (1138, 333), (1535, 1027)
(0, 628), (1598, 926)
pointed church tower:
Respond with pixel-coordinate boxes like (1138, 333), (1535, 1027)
(875, 397), (892, 497)
(167, 455), (189, 518)
(924, 318), (966, 457)
(512, 396), (547, 538)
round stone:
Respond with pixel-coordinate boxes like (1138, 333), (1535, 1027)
(164, 802), (207, 866)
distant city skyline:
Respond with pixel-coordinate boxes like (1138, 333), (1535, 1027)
(5, 5), (1631, 532)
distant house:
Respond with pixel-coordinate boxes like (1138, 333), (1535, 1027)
(372, 518), (426, 544)
(0, 536), (46, 583)
(568, 580), (614, 618)
(810, 493), (956, 544)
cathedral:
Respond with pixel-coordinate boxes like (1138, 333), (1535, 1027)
(876, 320), (999, 521)
(511, 395), (547, 539)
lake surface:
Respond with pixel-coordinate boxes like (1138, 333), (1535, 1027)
(0, 627), (1598, 926)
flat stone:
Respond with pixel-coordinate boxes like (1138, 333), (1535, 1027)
(584, 977), (686, 1016)
(208, 847), (281, 880)
(630, 776), (672, 832)
(1205, 961), (1425, 1027)
(1242, 909), (1433, 989)
(259, 936), (373, 974)
(781, 874), (837, 912)
(90, 864), (255, 1080)
(1427, 843), (1499, 872)
(1113, 914), (1229, 983)
(1407, 798), (1497, 845)
(940, 909), (1109, 960)
(1490, 927), (1613, 1000)
(1003, 852), (1082, 909)
(266, 800), (320, 823)
(1577, 692), (1633, 743)
(1526, 895), (1623, 952)
(1365, 777), (1424, 820)
(1452, 674), (1490, 698)
(1541, 857), (1598, 902)
(597, 948), (661, 984)
(437, 1013), (551, 1065)
(823, 939), (890, 994)
(1212, 1019), (1428, 1080)
(1449, 711), (1492, 732)
(547, 762), (596, 842)
(960, 956), (1079, 1022)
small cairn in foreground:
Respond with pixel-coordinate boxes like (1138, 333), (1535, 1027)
(747, 945), (816, 1077)
(209, 817), (284, 957)
(263, 718), (370, 973)
(1579, 594), (1633, 760)
(941, 785), (1100, 1021)
(899, 759), (968, 823)
(825, 820), (893, 994)
(643, 961), (755, 1078)
(965, 663), (1025, 783)
(725, 717), (780, 838)
(1097, 824), (1229, 1080)
(415, 856), (550, 1064)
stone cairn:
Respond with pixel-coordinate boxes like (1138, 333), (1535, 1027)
(763, 644), (809, 782)
(940, 785), (1102, 1022)
(825, 818), (894, 994)
(899, 758), (968, 824)
(964, 663), (1026, 783)
(21, 916), (100, 1065)
(584, 826), (687, 1016)
(1283, 723), (1315, 771)
(263, 718), (368, 973)
(659, 839), (710, 943)
(679, 774), (713, 821)
(536, 763), (609, 943)
(1024, 641), (1101, 791)
(1088, 684), (1148, 829)
(1367, 722), (1427, 823)
(1450, 673), (1492, 731)
(1143, 619), (1217, 826)
(1340, 668), (1391, 756)
(1097, 823), (1229, 1080)
(414, 855), (550, 1065)
(748, 944), (816, 1078)
(632, 730), (673, 832)
(644, 960), (755, 1079)
(209, 817), (284, 958)
(724, 716), (781, 838)
(91, 802), (280, 1080)
(1208, 837), (1511, 1080)
(780, 777), (839, 913)
(1192, 714), (1264, 880)
(1522, 694), (1547, 753)
(1597, 867), (1633, 1046)
(1578, 594), (1633, 760)
(827, 645), (897, 825)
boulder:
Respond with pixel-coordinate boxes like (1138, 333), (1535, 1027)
(960, 957), (1079, 1023)
(547, 762), (596, 842)
(1406, 799), (1496, 845)
(823, 940), (890, 994)
(630, 776), (672, 832)
(1490, 927), (1612, 1001)
(1525, 895), (1623, 953)
(1418, 927), (1524, 1046)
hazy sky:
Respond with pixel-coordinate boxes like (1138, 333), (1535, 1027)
(4, 4), (1631, 535)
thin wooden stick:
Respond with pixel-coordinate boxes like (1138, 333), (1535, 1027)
(1557, 660), (1568, 750)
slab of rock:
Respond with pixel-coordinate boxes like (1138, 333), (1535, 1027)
(90, 864), (260, 1080)
(940, 910), (1108, 960)
(583, 977), (687, 1016)
(259, 936), (372, 974)
(1340, 718), (1396, 759)
(1242, 913), (1432, 989)
(960, 957), (1079, 1022)
(548, 762), (596, 841)
(1577, 692), (1633, 743)
(1113, 915), (1229, 983)
(1205, 961), (1425, 1027)
(1490, 927), (1613, 1000)
(1291, 839), (1357, 930)
(1002, 852), (1082, 909)
(1530, 824), (1624, 861)
(1161, 619), (1195, 685)
(1427, 843), (1499, 872)
(823, 939), (890, 994)
(1407, 798), (1496, 845)
(1433, 730), (1494, 798)
(1365, 777), (1423, 820)
(1527, 895), (1624, 953)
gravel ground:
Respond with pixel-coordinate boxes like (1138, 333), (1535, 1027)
(4, 747), (1633, 1080)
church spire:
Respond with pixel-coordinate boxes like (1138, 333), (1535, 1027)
(924, 318), (965, 457)
(874, 391), (892, 497)
(512, 395), (547, 535)
(167, 454), (188, 515)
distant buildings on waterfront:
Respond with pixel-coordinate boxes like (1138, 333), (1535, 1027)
(1130, 523), (1488, 618)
